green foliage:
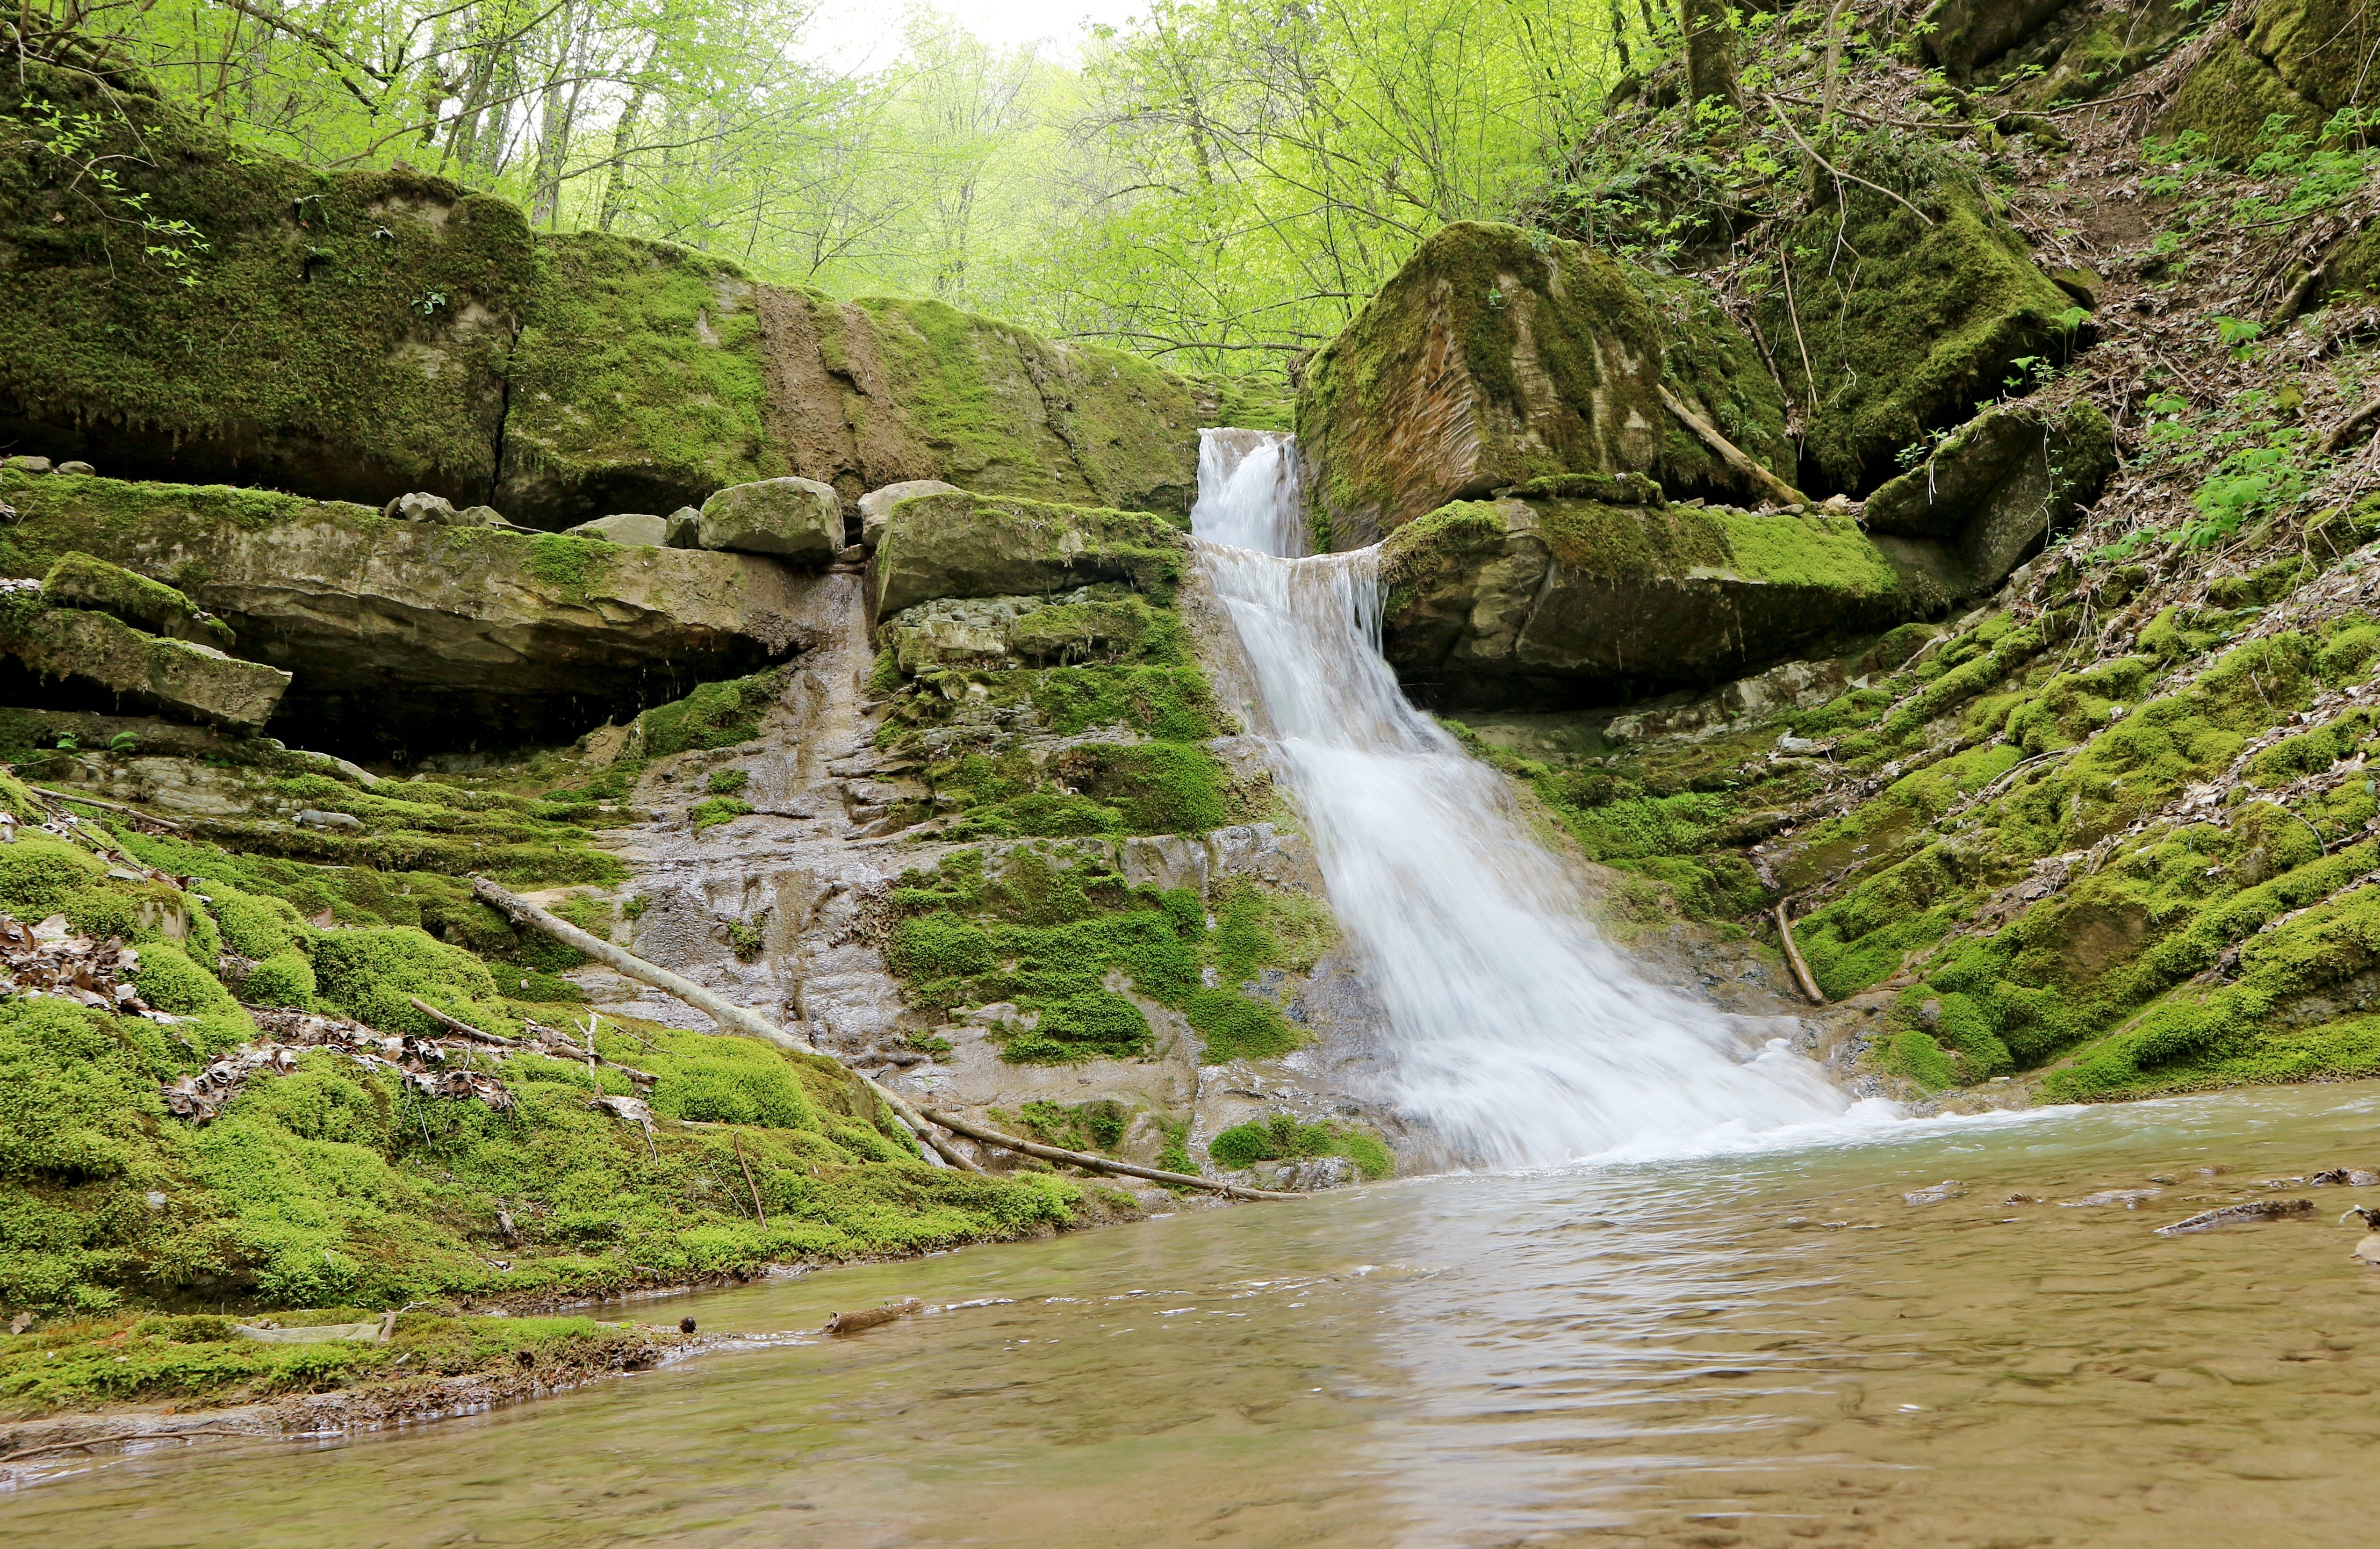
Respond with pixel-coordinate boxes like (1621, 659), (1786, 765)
(690, 795), (755, 832)
(1207, 1113), (1392, 1179)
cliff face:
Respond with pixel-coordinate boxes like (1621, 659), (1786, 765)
(0, 63), (1222, 529)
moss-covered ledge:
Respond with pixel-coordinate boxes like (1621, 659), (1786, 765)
(0, 469), (827, 755)
(1380, 492), (1918, 706)
(870, 490), (1190, 620)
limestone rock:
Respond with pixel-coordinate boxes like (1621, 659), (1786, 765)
(1755, 179), (2077, 493)
(1, 469), (825, 754)
(1296, 221), (1664, 548)
(1918, 0), (2076, 82)
(1638, 271), (1798, 505)
(6, 456), (53, 475)
(568, 512), (671, 547)
(665, 507), (703, 548)
(55, 461), (93, 476)
(698, 476), (844, 561)
(871, 491), (1189, 620)
(858, 479), (961, 551)
(40, 552), (233, 647)
(0, 605), (290, 730)
(1862, 401), (2116, 597)
(1378, 492), (1913, 706)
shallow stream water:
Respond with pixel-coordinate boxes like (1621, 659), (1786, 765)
(14, 1082), (2380, 1547)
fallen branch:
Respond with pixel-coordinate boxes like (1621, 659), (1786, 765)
(1658, 385), (1811, 507)
(916, 1106), (1306, 1201)
(407, 996), (518, 1046)
(27, 785), (187, 831)
(2321, 393), (2380, 457)
(467, 877), (1313, 1198)
(1762, 94), (1936, 228)
(734, 1136), (768, 1227)
(470, 876), (976, 1176)
(1773, 901), (1827, 1006)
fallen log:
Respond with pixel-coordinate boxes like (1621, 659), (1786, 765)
(916, 1106), (1305, 1202)
(1659, 383), (1812, 509)
(1773, 901), (1827, 1006)
(470, 876), (1310, 1198)
(467, 876), (980, 1168)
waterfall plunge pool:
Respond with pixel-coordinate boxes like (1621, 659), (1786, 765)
(11, 1081), (2380, 1547)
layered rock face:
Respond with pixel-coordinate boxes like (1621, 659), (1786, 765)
(0, 63), (1222, 533)
(2158, 0), (2380, 161)
(0, 468), (820, 755)
(1295, 222), (1667, 548)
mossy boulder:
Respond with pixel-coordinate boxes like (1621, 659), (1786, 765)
(1755, 171), (2077, 494)
(756, 290), (1210, 516)
(697, 476), (844, 560)
(2158, 0), (2379, 161)
(1377, 492), (1914, 706)
(0, 468), (818, 756)
(1918, 0), (2080, 83)
(0, 60), (527, 508)
(871, 491), (1188, 620)
(1862, 400), (2116, 596)
(1295, 221), (1665, 549)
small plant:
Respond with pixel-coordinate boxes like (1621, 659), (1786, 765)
(705, 768), (749, 796)
(2213, 316), (2264, 359)
(726, 919), (765, 961)
(108, 732), (137, 753)
(54, 734), (77, 752)
(414, 290), (446, 317)
(689, 795), (753, 832)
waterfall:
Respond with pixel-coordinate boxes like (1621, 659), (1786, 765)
(1192, 429), (1849, 1167)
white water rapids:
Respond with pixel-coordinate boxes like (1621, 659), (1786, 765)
(1191, 429), (1852, 1166)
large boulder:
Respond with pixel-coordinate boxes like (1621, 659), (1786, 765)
(1862, 401), (2116, 596)
(1755, 173), (2077, 494)
(0, 467), (825, 756)
(859, 479), (962, 551)
(1637, 271), (1798, 505)
(697, 476), (844, 560)
(1295, 222), (1665, 549)
(2159, 1), (2379, 161)
(40, 552), (232, 647)
(0, 61), (527, 510)
(871, 491), (1188, 620)
(1377, 484), (1916, 706)
(757, 292), (1212, 517)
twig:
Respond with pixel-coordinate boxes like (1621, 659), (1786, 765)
(1772, 901), (1828, 1006)
(1762, 94), (1935, 227)
(733, 1136), (767, 1227)
(2320, 393), (2380, 456)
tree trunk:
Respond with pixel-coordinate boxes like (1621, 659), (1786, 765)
(1682, 0), (1740, 113)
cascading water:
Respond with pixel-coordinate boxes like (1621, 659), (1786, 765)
(1192, 428), (1849, 1166)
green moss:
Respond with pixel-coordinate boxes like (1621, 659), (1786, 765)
(523, 533), (613, 598)
(500, 232), (783, 525)
(705, 768), (750, 796)
(1634, 268), (1797, 498)
(0, 62), (530, 503)
(241, 952), (318, 1008)
(690, 795), (755, 832)
(1207, 1113), (1393, 1180)
(1754, 152), (2076, 491)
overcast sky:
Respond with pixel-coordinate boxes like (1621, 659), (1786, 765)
(803, 0), (1151, 67)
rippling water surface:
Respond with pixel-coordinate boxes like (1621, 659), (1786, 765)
(15, 1083), (2380, 1547)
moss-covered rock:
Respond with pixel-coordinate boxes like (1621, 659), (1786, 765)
(1919, 0), (2084, 83)
(0, 469), (816, 755)
(1862, 401), (2117, 596)
(1378, 492), (1914, 705)
(756, 289), (1211, 516)
(696, 475), (844, 560)
(1754, 168), (2077, 494)
(40, 552), (232, 647)
(2157, 0), (2378, 161)
(1295, 221), (1665, 549)
(0, 601), (290, 730)
(1636, 270), (1797, 504)
(0, 60), (527, 507)
(871, 490), (1189, 620)
(497, 232), (785, 526)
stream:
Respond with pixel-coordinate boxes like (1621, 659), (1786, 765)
(10, 1082), (2380, 1546)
